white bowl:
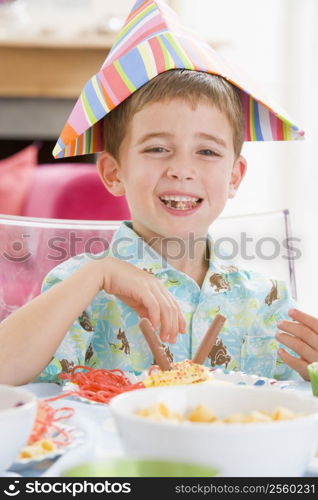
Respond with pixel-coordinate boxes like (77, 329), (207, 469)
(0, 384), (37, 474)
(109, 384), (318, 477)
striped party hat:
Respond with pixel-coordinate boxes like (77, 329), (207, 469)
(53, 0), (304, 159)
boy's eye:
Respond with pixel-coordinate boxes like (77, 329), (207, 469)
(144, 147), (168, 153)
(198, 149), (219, 156)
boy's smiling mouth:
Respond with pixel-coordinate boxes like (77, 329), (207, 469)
(158, 193), (203, 212)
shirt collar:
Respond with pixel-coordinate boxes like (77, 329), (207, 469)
(108, 221), (239, 277)
(108, 221), (170, 273)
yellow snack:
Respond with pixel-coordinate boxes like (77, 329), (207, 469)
(246, 411), (272, 423)
(136, 402), (184, 422)
(272, 407), (300, 421)
(223, 412), (250, 424)
(188, 404), (217, 423)
(19, 439), (56, 459)
(224, 410), (272, 424)
(143, 360), (210, 388)
(136, 403), (305, 424)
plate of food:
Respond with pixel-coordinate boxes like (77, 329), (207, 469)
(54, 359), (297, 407)
(59, 360), (231, 406)
(10, 399), (86, 472)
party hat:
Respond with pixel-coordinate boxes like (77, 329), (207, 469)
(53, 0), (304, 159)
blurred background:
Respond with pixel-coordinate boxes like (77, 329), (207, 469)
(0, 0), (317, 314)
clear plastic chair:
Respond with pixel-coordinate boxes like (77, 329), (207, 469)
(210, 210), (297, 300)
(0, 210), (297, 321)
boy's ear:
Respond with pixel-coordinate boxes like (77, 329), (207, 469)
(228, 155), (247, 199)
(96, 152), (126, 196)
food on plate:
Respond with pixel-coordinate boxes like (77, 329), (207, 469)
(18, 399), (75, 460)
(54, 361), (212, 404)
(135, 402), (307, 424)
(19, 439), (57, 459)
(139, 314), (226, 369)
(58, 365), (145, 403)
(137, 402), (184, 422)
(192, 314), (226, 364)
(139, 318), (172, 370)
(27, 400), (74, 444)
(188, 404), (217, 423)
(143, 360), (210, 387)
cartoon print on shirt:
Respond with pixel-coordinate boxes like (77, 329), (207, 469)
(265, 280), (279, 306)
(109, 329), (130, 355)
(85, 343), (94, 364)
(154, 343), (174, 364)
(78, 311), (94, 332)
(209, 273), (231, 292)
(60, 358), (74, 373)
(118, 329), (130, 355)
(207, 338), (231, 367)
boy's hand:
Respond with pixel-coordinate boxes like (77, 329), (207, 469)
(99, 257), (186, 344)
(276, 309), (318, 380)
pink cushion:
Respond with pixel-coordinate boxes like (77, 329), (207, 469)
(23, 164), (131, 220)
(0, 145), (38, 216)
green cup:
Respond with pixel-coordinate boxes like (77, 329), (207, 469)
(308, 362), (318, 397)
(63, 457), (219, 477)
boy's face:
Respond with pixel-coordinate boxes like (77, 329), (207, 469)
(98, 98), (246, 241)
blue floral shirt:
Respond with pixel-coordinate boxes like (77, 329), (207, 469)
(36, 221), (300, 383)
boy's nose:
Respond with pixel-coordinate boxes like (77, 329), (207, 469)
(166, 163), (195, 181)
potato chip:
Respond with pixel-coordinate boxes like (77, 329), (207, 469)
(136, 402), (305, 424)
(187, 404), (217, 423)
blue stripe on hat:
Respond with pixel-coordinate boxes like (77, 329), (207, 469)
(84, 80), (107, 121)
(119, 47), (149, 87)
(253, 101), (264, 141)
(159, 34), (187, 68)
(133, 0), (148, 10)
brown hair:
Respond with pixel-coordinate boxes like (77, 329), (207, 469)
(103, 69), (245, 159)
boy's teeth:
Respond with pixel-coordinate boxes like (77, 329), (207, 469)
(159, 195), (201, 210)
(160, 195), (199, 202)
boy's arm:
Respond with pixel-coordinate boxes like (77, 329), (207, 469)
(0, 256), (185, 386)
(0, 259), (101, 385)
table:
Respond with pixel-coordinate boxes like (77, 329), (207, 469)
(5, 380), (318, 478)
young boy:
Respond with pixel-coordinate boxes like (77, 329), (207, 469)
(0, 1), (317, 385)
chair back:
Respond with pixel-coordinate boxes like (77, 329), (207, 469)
(210, 210), (297, 299)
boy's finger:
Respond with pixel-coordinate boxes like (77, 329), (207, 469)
(154, 292), (174, 343)
(143, 292), (161, 331)
(164, 294), (184, 343)
(165, 292), (181, 342)
(155, 286), (184, 343)
(277, 320), (318, 349)
(277, 348), (309, 380)
(288, 309), (318, 333)
(275, 332), (317, 364)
